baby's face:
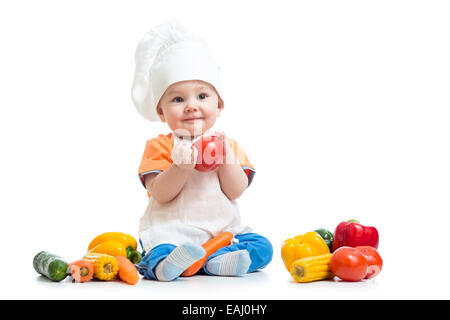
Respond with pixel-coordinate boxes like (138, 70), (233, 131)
(157, 80), (223, 139)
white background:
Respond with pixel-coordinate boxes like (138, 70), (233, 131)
(1, 0), (449, 300)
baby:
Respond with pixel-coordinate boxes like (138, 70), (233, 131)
(131, 21), (273, 281)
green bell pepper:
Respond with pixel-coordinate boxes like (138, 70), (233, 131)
(314, 228), (333, 252)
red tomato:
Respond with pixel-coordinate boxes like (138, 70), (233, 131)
(193, 135), (226, 172)
(355, 246), (383, 279)
(330, 247), (368, 282)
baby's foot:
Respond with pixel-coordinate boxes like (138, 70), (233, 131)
(205, 250), (251, 276)
(155, 243), (205, 281)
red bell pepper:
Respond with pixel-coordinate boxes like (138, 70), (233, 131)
(332, 219), (379, 252)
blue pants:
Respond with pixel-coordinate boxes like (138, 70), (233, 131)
(136, 233), (273, 280)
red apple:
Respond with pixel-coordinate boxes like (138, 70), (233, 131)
(193, 135), (226, 172)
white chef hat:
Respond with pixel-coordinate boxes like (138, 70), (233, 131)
(131, 20), (223, 122)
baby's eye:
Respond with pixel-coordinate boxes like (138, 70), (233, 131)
(198, 93), (207, 100)
(172, 97), (184, 103)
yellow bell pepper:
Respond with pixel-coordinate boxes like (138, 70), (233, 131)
(88, 240), (128, 257)
(281, 231), (330, 271)
(125, 234), (138, 252)
(87, 232), (137, 252)
(83, 252), (119, 281)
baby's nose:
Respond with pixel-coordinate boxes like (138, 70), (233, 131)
(184, 104), (199, 112)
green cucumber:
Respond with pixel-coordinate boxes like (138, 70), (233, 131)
(33, 251), (69, 282)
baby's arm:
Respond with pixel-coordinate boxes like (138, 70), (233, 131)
(144, 142), (198, 203)
(144, 165), (192, 203)
(217, 138), (249, 201)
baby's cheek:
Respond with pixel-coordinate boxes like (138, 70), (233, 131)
(203, 115), (218, 128)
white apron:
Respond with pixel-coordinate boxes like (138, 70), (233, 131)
(139, 135), (250, 252)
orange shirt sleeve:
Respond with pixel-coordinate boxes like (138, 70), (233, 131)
(138, 133), (174, 188)
(227, 137), (256, 187)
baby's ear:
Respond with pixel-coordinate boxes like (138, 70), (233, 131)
(217, 98), (224, 116)
(157, 106), (166, 122)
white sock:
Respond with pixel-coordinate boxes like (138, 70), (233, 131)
(155, 243), (205, 281)
(205, 250), (251, 276)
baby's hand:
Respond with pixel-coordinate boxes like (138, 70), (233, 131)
(171, 141), (198, 171)
(207, 130), (233, 162)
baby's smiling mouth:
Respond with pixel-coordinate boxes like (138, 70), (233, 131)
(182, 117), (204, 122)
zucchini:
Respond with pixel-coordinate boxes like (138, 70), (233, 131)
(33, 251), (69, 281)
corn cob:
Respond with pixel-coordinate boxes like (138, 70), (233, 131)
(290, 253), (334, 283)
(83, 252), (119, 281)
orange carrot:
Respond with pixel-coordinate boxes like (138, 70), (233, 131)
(69, 260), (94, 283)
(115, 256), (140, 285)
(182, 232), (234, 277)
